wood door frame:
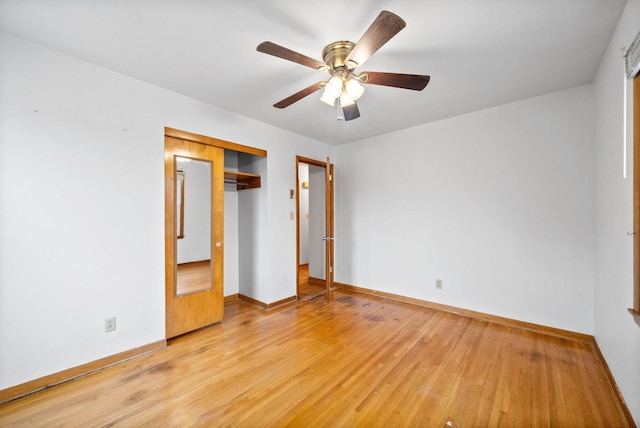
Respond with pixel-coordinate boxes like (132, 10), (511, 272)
(631, 74), (640, 327)
(165, 127), (267, 157)
(325, 157), (335, 300)
(296, 156), (335, 300)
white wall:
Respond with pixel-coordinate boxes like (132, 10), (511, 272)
(224, 150), (240, 297)
(237, 153), (267, 299)
(298, 163), (309, 265)
(308, 165), (326, 279)
(297, 163), (327, 277)
(593, 0), (640, 422)
(224, 186), (239, 297)
(335, 85), (595, 334)
(0, 32), (333, 390)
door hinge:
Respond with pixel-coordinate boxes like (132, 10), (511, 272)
(329, 174), (333, 181)
(329, 266), (333, 273)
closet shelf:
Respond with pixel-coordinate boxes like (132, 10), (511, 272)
(224, 170), (261, 190)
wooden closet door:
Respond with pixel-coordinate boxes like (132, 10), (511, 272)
(165, 136), (224, 338)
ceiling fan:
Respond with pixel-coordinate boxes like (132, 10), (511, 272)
(257, 10), (430, 121)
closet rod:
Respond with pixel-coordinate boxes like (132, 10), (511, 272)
(224, 180), (250, 186)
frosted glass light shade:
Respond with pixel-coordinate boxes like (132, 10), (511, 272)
(320, 89), (337, 106)
(345, 78), (365, 100)
(324, 75), (343, 98)
(340, 92), (355, 106)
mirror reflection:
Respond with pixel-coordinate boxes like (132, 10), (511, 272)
(176, 170), (185, 239)
(175, 156), (212, 296)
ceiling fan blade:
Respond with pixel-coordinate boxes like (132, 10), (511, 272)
(257, 41), (326, 70)
(344, 11), (406, 68)
(273, 82), (324, 108)
(360, 71), (430, 91)
(342, 102), (360, 121)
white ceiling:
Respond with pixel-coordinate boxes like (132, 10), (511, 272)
(0, 0), (627, 145)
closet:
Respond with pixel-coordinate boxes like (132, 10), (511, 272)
(164, 127), (266, 338)
(223, 149), (266, 301)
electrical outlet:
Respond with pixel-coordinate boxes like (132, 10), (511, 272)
(104, 317), (116, 333)
(436, 279), (443, 289)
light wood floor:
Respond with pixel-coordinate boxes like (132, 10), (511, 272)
(297, 263), (326, 301)
(0, 290), (632, 427)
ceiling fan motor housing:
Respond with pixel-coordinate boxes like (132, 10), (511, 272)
(322, 41), (357, 71)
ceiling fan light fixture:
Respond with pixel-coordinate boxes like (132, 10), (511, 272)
(345, 77), (365, 101)
(339, 92), (356, 107)
(320, 89), (337, 106)
(257, 11), (429, 120)
(324, 74), (343, 98)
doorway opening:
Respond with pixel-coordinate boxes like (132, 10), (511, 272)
(296, 156), (334, 301)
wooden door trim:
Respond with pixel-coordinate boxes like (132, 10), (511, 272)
(165, 127), (267, 157)
(295, 157), (301, 297)
(296, 156), (327, 167)
(631, 74), (640, 326)
(325, 158), (335, 300)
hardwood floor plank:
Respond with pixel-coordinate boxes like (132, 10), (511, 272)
(0, 289), (632, 427)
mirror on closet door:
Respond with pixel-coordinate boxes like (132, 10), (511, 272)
(174, 156), (213, 296)
(176, 169), (185, 239)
